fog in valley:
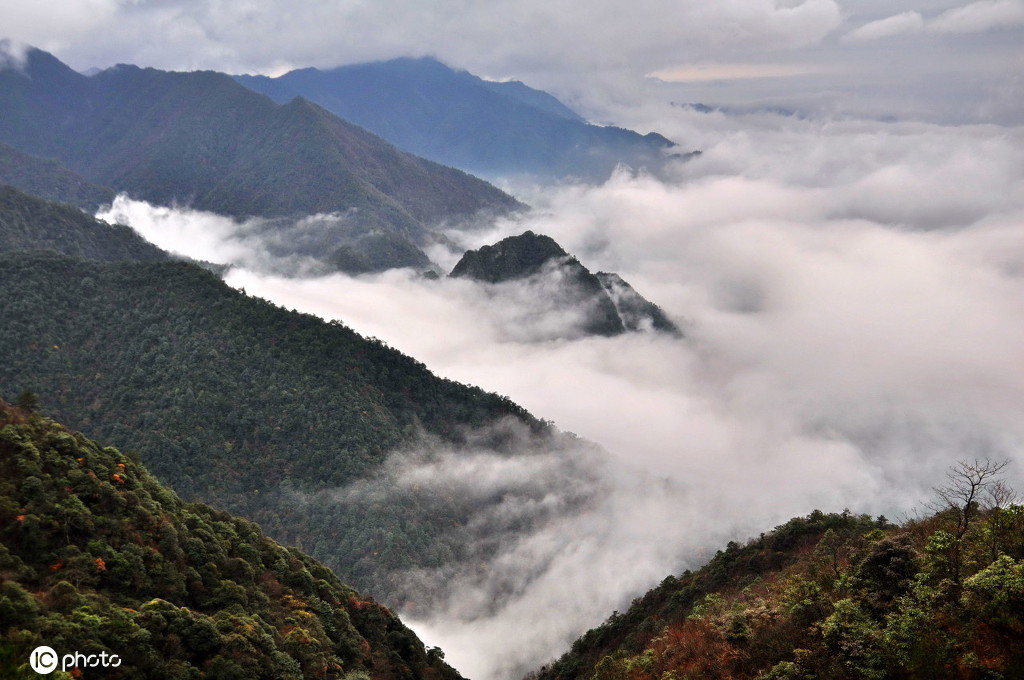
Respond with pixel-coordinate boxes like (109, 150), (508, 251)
(98, 105), (1024, 680)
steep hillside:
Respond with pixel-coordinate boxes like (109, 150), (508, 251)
(0, 400), (462, 680)
(235, 57), (681, 181)
(0, 251), (543, 597)
(536, 485), (1024, 680)
(0, 142), (115, 211)
(450, 231), (679, 337)
(0, 185), (167, 262)
(0, 48), (522, 240)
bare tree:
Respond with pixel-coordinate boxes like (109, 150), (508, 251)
(930, 458), (1011, 583)
(985, 479), (1020, 510)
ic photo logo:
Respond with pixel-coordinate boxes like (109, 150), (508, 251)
(29, 646), (57, 674)
(29, 645), (121, 674)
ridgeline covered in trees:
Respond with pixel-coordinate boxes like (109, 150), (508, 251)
(0, 185), (167, 263)
(0, 400), (463, 680)
(0, 250), (545, 597)
(535, 460), (1024, 680)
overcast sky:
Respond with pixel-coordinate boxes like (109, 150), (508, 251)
(2, 0), (1022, 124)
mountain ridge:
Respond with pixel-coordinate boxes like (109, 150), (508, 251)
(0, 399), (464, 680)
(0, 247), (553, 600)
(234, 57), (682, 181)
(0, 48), (522, 246)
(0, 141), (115, 211)
(535, 499), (1024, 680)
(450, 231), (680, 337)
(0, 184), (167, 262)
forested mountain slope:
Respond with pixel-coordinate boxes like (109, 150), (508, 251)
(0, 251), (543, 596)
(0, 48), (522, 236)
(0, 185), (167, 262)
(536, 486), (1024, 680)
(0, 142), (115, 211)
(0, 400), (462, 680)
(234, 57), (680, 181)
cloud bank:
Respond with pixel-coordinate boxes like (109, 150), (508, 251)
(102, 109), (1024, 679)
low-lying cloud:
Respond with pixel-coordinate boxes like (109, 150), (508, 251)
(101, 110), (1024, 680)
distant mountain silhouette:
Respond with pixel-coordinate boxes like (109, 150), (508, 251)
(0, 48), (523, 272)
(236, 57), (685, 181)
(450, 231), (680, 337)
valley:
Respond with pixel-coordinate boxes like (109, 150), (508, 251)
(2, 10), (1023, 678)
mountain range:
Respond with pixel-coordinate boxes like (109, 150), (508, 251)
(14, 39), (1016, 680)
(3, 133), (1021, 680)
(0, 47), (524, 273)
(235, 57), (683, 181)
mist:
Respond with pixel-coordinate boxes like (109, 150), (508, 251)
(98, 109), (1024, 680)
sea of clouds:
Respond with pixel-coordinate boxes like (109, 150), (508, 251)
(97, 105), (1024, 680)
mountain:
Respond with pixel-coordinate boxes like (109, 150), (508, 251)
(450, 231), (680, 337)
(0, 399), (462, 680)
(0, 185), (167, 262)
(0, 47), (523, 271)
(594, 272), (678, 334)
(0, 141), (115, 211)
(0, 249), (553, 600)
(234, 57), (682, 181)
(535, 501), (1024, 680)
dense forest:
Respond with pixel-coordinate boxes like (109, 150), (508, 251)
(0, 399), (463, 680)
(0, 142), (115, 211)
(0, 249), (553, 597)
(536, 463), (1024, 680)
(0, 185), (167, 262)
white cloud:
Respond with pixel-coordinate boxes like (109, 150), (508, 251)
(0, 0), (119, 56)
(648, 62), (830, 82)
(844, 11), (925, 41)
(929, 0), (1024, 34)
(842, 1), (1024, 41)
(0, 38), (30, 69)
